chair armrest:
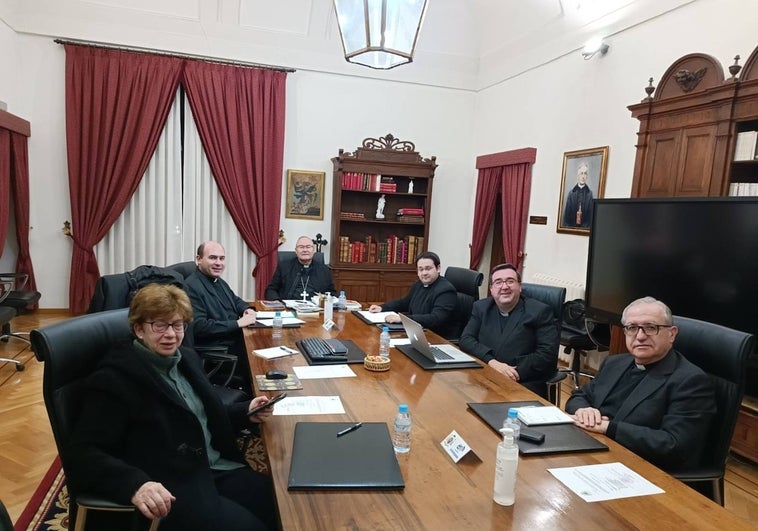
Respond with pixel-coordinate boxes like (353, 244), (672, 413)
(76, 495), (159, 531)
(671, 467), (723, 483)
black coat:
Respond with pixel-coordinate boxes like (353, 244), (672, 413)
(67, 342), (250, 506)
(264, 258), (336, 300)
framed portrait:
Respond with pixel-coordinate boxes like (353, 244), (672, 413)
(285, 169), (326, 220)
(556, 146), (609, 235)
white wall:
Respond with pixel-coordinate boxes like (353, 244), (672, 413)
(476, 0), (758, 287)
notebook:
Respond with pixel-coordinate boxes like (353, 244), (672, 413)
(467, 401), (608, 455)
(396, 314), (480, 369)
(288, 422), (405, 490)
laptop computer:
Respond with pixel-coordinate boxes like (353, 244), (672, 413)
(398, 314), (475, 364)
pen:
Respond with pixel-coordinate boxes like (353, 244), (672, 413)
(336, 422), (363, 438)
(279, 346), (297, 354)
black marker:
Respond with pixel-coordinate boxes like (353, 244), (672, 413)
(336, 422), (362, 438)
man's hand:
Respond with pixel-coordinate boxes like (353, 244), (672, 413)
(237, 309), (256, 328)
(384, 314), (401, 324)
(571, 407), (609, 434)
(368, 304), (382, 313)
(488, 359), (519, 381)
(131, 481), (175, 520)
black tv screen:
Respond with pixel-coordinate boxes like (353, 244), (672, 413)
(585, 197), (758, 394)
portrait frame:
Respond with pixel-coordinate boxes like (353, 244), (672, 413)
(556, 146), (609, 235)
(285, 169), (326, 220)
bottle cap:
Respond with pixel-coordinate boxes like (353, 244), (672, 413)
(275, 311), (281, 317)
(382, 326), (389, 332)
(507, 408), (519, 419)
(398, 404), (409, 413)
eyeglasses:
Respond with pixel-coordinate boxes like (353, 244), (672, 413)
(622, 324), (673, 336)
(296, 245), (314, 250)
(491, 278), (518, 288)
(145, 321), (188, 334)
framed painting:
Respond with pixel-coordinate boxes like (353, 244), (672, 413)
(556, 146), (609, 235)
(285, 169), (325, 220)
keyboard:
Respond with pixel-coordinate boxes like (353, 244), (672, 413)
(297, 337), (349, 361)
(431, 346), (454, 361)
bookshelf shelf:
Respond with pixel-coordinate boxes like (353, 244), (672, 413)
(330, 134), (437, 302)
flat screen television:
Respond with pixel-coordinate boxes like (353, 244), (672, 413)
(585, 197), (758, 396)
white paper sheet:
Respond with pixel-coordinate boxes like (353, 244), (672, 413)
(548, 462), (665, 502)
(389, 337), (411, 347)
(293, 364), (356, 379)
(273, 395), (346, 415)
(253, 346), (300, 359)
(256, 310), (296, 319)
(516, 406), (575, 425)
(355, 310), (399, 323)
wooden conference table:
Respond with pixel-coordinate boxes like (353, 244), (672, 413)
(244, 310), (750, 530)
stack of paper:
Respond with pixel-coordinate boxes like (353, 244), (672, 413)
(516, 406), (575, 426)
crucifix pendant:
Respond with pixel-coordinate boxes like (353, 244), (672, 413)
(301, 289), (308, 301)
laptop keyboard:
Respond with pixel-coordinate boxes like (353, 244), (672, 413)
(431, 346), (454, 360)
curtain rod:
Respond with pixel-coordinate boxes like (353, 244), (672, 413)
(54, 38), (296, 73)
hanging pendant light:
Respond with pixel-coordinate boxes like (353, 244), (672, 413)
(333, 0), (428, 70)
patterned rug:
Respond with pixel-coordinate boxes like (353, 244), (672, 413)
(14, 437), (270, 531)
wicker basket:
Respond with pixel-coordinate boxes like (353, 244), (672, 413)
(364, 356), (391, 372)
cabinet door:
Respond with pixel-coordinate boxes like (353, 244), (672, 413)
(638, 131), (681, 197)
(674, 125), (718, 196)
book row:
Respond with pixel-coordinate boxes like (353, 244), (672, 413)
(338, 235), (425, 264)
(734, 131), (758, 161)
(341, 173), (398, 192)
(728, 182), (758, 196)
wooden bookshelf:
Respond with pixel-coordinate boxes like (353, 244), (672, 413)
(330, 134), (437, 301)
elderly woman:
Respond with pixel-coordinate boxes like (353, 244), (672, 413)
(68, 284), (276, 531)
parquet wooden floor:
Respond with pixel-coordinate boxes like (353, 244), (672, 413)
(0, 310), (756, 525)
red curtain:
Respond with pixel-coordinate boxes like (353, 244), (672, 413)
(470, 148), (536, 272)
(10, 132), (37, 293)
(469, 166), (502, 270)
(0, 129), (9, 254)
(183, 62), (287, 300)
(65, 45), (183, 313)
(500, 162), (533, 271)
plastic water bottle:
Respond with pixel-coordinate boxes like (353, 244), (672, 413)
(324, 292), (333, 323)
(393, 404), (412, 453)
(504, 408), (521, 441)
(337, 290), (347, 310)
(272, 311), (282, 339)
(493, 427), (519, 506)
(379, 326), (391, 358)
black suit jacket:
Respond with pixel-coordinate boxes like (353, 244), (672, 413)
(459, 296), (558, 384)
(184, 270), (252, 346)
(565, 350), (716, 472)
(264, 258), (336, 301)
(380, 277), (457, 338)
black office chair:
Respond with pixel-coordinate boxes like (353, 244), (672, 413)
(0, 498), (13, 531)
(166, 260), (197, 279)
(670, 315), (754, 505)
(30, 309), (160, 531)
(520, 283), (566, 405)
(560, 299), (610, 391)
(0, 272), (42, 345)
(444, 266), (484, 342)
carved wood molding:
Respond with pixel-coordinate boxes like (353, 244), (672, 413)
(362, 133), (415, 152)
(674, 67), (707, 92)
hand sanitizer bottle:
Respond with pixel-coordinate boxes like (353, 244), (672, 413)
(323, 292), (333, 323)
(493, 427), (519, 506)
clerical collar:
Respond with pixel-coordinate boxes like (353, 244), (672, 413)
(499, 311), (509, 317)
(634, 363), (646, 370)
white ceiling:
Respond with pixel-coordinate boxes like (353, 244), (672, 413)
(0, 0), (697, 90)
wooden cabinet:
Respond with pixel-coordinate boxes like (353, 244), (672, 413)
(629, 47), (758, 198)
(627, 45), (758, 462)
(330, 134), (437, 301)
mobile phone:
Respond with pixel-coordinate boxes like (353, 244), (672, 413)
(247, 392), (287, 416)
(520, 427), (545, 444)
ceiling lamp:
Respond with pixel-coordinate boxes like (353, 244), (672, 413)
(333, 0), (429, 70)
(582, 37), (609, 60)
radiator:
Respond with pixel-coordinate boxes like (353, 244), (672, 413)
(529, 273), (585, 301)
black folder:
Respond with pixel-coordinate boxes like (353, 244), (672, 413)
(297, 339), (366, 365)
(467, 401), (608, 455)
(287, 422), (405, 490)
(396, 344), (482, 370)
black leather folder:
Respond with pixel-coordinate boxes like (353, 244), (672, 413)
(287, 422), (405, 490)
(467, 401), (608, 455)
(297, 339), (366, 365)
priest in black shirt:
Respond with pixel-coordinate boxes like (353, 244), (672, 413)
(264, 235), (336, 301)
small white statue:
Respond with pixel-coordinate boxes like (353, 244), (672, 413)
(408, 180), (414, 194)
(376, 194), (386, 219)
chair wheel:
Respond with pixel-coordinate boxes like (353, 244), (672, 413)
(16, 363), (25, 371)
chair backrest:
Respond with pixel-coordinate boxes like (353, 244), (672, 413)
(443, 267), (484, 340)
(278, 251), (325, 265)
(520, 283), (566, 329)
(672, 315), (754, 474)
(88, 265), (184, 313)
(167, 261), (197, 279)
(444, 266), (483, 300)
(30, 309), (132, 496)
